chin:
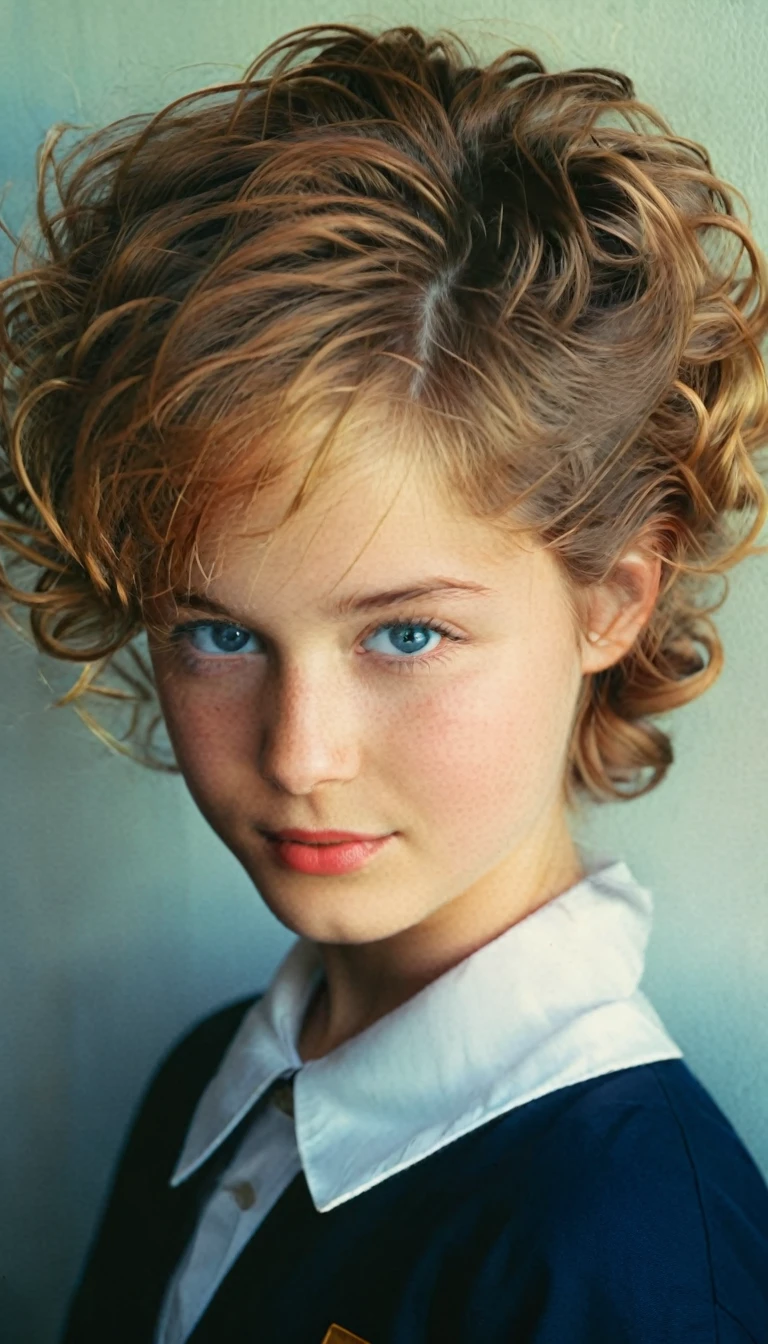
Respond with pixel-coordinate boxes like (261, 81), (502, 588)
(261, 894), (412, 945)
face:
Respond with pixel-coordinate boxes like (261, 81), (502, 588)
(146, 449), (589, 947)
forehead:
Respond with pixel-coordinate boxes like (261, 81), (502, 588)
(194, 445), (536, 604)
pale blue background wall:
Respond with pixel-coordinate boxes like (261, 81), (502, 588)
(1, 1), (767, 1340)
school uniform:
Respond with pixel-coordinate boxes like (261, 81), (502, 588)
(61, 855), (768, 1344)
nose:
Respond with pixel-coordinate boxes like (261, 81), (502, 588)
(257, 662), (362, 794)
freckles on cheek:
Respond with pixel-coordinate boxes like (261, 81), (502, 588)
(386, 679), (512, 802)
(162, 692), (251, 793)
(388, 664), (570, 829)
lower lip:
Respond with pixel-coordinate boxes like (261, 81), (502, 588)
(264, 834), (394, 874)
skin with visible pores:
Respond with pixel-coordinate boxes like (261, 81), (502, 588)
(146, 450), (659, 1061)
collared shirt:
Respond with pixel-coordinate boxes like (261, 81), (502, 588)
(155, 852), (683, 1343)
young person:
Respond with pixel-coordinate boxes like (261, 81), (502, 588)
(1, 21), (767, 1344)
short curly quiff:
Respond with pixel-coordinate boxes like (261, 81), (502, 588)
(1, 22), (767, 813)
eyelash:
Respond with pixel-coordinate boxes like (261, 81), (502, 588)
(168, 614), (466, 677)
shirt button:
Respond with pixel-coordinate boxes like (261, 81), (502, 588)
(228, 1180), (257, 1210)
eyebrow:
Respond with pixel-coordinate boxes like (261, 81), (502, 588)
(173, 577), (495, 624)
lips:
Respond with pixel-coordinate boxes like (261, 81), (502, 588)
(264, 831), (394, 874)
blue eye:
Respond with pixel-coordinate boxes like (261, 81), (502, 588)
(362, 621), (442, 657)
(171, 621), (258, 657)
(169, 615), (464, 673)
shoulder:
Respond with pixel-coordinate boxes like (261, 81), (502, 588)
(502, 1060), (768, 1341)
(532, 1059), (768, 1224)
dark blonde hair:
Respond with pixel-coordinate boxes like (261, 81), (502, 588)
(2, 22), (767, 815)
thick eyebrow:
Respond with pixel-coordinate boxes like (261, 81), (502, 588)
(173, 577), (494, 624)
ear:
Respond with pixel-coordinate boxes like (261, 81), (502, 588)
(578, 544), (662, 675)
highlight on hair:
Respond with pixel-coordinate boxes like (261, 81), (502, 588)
(1, 21), (767, 814)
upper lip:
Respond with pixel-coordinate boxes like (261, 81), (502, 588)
(261, 827), (389, 844)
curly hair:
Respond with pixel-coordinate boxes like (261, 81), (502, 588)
(1, 21), (767, 815)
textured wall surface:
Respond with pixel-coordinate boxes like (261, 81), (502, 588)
(1, 2), (767, 1340)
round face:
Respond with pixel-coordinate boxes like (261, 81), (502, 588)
(146, 450), (590, 951)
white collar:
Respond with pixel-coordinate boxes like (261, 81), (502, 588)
(170, 854), (682, 1211)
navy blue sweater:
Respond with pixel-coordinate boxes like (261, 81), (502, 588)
(62, 996), (768, 1344)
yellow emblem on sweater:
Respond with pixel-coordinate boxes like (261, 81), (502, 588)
(321, 1326), (371, 1344)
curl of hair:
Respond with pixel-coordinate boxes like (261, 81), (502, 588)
(2, 21), (768, 813)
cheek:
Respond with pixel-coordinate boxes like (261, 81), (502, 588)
(153, 680), (250, 816)
(385, 652), (578, 834)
